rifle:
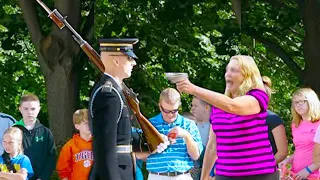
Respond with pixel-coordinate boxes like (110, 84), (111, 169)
(36, 0), (164, 153)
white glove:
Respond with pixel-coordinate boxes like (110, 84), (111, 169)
(156, 134), (170, 153)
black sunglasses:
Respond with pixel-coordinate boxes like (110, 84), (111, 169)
(160, 105), (179, 114)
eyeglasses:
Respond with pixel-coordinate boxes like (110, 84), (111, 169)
(109, 54), (134, 61)
(160, 105), (179, 114)
(292, 100), (307, 106)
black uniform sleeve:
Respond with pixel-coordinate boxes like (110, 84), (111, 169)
(39, 129), (57, 180)
(93, 90), (121, 180)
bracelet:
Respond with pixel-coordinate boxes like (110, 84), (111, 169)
(305, 166), (312, 174)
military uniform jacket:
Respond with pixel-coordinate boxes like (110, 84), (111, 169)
(89, 74), (133, 180)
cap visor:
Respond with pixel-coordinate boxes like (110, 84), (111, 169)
(123, 51), (138, 59)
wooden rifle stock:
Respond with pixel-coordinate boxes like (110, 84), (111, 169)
(36, 0), (164, 153)
(122, 83), (165, 153)
(80, 43), (104, 72)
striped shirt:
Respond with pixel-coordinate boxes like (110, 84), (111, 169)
(211, 89), (276, 176)
(146, 113), (203, 173)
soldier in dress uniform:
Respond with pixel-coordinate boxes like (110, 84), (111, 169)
(89, 38), (139, 180)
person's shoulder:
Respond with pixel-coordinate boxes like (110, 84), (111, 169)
(266, 110), (284, 129)
(35, 122), (55, 137)
(149, 113), (162, 122)
(180, 115), (197, 128)
(60, 138), (75, 152)
(93, 79), (120, 96)
(267, 110), (283, 121)
(181, 115), (194, 124)
(64, 136), (76, 146)
(0, 112), (16, 123)
(15, 154), (31, 163)
(36, 123), (51, 131)
(246, 88), (269, 108)
(247, 88), (268, 97)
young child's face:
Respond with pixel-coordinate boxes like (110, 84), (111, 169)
(75, 121), (91, 135)
(19, 101), (40, 122)
(2, 134), (19, 154)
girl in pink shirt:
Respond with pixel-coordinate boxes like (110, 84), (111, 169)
(279, 88), (320, 180)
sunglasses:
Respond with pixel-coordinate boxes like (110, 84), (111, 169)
(160, 105), (179, 114)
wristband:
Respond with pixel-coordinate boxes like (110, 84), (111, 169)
(305, 166), (312, 174)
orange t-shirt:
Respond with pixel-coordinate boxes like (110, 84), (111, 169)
(56, 134), (93, 180)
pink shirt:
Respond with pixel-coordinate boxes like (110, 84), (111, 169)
(292, 120), (320, 174)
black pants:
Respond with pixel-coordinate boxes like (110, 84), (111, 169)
(89, 163), (134, 180)
(216, 172), (278, 180)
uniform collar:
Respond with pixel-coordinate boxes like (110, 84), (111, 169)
(104, 72), (122, 88)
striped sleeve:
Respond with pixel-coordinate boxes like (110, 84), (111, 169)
(246, 89), (269, 112)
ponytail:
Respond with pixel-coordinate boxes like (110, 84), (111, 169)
(1, 152), (17, 173)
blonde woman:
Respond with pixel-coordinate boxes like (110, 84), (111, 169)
(0, 127), (33, 180)
(177, 55), (277, 180)
(279, 88), (320, 180)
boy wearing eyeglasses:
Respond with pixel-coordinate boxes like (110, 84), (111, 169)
(144, 88), (203, 180)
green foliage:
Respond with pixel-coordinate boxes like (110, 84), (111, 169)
(0, 0), (309, 150)
(0, 1), (48, 125)
(241, 0), (307, 140)
(91, 0), (241, 116)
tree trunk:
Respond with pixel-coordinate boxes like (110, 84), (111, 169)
(39, 33), (81, 145)
(299, 0), (320, 94)
(18, 0), (82, 144)
(45, 59), (79, 145)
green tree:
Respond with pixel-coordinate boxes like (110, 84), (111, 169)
(10, 0), (241, 144)
(0, 0), (305, 147)
(236, 0), (320, 92)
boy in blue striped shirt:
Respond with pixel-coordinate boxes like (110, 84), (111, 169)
(145, 88), (203, 180)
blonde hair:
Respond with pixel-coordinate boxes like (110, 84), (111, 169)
(19, 93), (40, 106)
(262, 76), (273, 98)
(159, 88), (181, 106)
(225, 55), (265, 97)
(73, 109), (89, 125)
(291, 88), (320, 127)
(3, 127), (24, 154)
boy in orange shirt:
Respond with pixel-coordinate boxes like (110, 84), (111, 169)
(56, 109), (93, 180)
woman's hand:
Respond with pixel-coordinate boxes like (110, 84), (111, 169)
(278, 158), (291, 169)
(176, 79), (198, 95)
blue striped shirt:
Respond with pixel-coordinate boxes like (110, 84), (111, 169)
(146, 113), (203, 173)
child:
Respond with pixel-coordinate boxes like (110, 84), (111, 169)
(279, 88), (320, 179)
(56, 109), (93, 180)
(0, 112), (16, 155)
(14, 94), (56, 180)
(0, 127), (33, 180)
